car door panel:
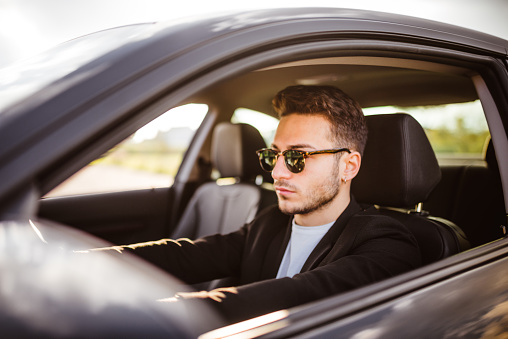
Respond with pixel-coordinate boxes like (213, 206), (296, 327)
(39, 187), (174, 245)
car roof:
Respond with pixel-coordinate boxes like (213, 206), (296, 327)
(0, 7), (506, 116)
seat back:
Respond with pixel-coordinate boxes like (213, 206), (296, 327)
(425, 139), (506, 247)
(352, 113), (469, 265)
(171, 122), (276, 239)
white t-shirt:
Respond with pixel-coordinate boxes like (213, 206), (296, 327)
(276, 218), (335, 278)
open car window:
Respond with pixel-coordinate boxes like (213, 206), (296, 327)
(45, 104), (208, 197)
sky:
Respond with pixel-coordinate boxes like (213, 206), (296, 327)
(1, 0), (508, 69)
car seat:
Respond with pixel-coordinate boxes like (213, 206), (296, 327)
(456, 139), (506, 245)
(171, 122), (276, 239)
(352, 113), (470, 265)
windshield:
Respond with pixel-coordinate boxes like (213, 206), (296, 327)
(0, 24), (156, 113)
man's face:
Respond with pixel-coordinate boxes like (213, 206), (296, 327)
(271, 114), (343, 216)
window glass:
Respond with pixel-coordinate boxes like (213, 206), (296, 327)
(0, 25), (157, 112)
(231, 108), (279, 146)
(46, 104), (208, 197)
(363, 100), (490, 165)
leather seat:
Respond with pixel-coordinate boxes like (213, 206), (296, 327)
(425, 139), (506, 247)
(171, 122), (276, 239)
(352, 113), (470, 265)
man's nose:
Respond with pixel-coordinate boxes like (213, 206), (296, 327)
(271, 155), (291, 180)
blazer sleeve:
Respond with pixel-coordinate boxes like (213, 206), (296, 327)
(124, 226), (248, 284)
(211, 214), (421, 323)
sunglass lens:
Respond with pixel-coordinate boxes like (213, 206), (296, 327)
(285, 150), (305, 173)
(259, 150), (277, 172)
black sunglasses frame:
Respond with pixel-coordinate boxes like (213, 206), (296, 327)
(256, 148), (351, 174)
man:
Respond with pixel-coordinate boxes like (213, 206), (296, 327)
(100, 85), (421, 323)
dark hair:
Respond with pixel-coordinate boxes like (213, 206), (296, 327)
(272, 85), (367, 155)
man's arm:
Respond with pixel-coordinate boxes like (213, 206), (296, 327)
(86, 227), (248, 285)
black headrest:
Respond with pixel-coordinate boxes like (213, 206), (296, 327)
(352, 113), (441, 207)
(212, 122), (268, 181)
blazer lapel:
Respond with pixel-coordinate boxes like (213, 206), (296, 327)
(300, 198), (362, 272)
(260, 217), (292, 280)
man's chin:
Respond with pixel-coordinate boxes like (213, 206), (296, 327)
(278, 201), (306, 216)
(278, 198), (334, 216)
(277, 201), (295, 216)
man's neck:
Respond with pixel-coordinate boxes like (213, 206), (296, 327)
(294, 189), (351, 226)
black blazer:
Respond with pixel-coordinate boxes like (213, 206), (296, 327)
(132, 198), (421, 322)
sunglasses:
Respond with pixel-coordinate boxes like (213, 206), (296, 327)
(256, 148), (351, 174)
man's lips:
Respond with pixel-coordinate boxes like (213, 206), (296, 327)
(274, 184), (295, 196)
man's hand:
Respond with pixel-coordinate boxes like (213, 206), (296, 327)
(159, 287), (238, 303)
(74, 238), (191, 254)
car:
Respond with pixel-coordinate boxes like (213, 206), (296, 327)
(1, 7), (507, 338)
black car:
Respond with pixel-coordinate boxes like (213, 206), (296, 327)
(1, 7), (507, 338)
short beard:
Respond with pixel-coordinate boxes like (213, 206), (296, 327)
(277, 162), (342, 216)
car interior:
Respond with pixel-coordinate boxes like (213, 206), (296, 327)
(170, 122), (276, 240)
(38, 53), (506, 289)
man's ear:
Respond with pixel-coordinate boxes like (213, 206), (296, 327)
(342, 151), (361, 182)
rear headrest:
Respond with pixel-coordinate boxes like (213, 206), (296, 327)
(212, 122), (268, 181)
(352, 113), (441, 207)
